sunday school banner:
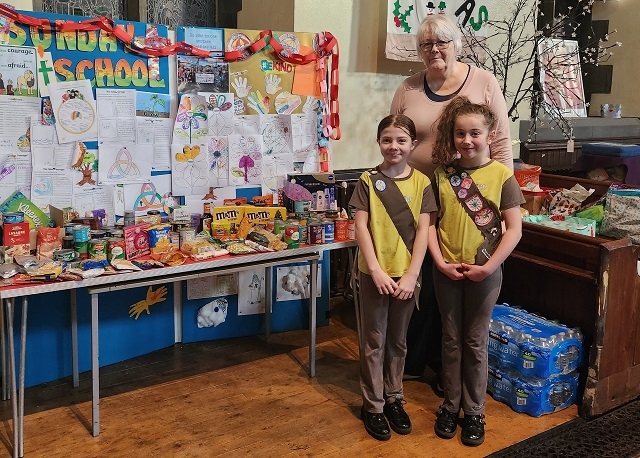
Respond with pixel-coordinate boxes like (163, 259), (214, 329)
(386, 0), (490, 62)
(6, 11), (170, 96)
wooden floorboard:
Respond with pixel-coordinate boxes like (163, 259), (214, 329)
(0, 298), (577, 457)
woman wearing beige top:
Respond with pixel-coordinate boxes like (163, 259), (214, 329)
(390, 13), (514, 404)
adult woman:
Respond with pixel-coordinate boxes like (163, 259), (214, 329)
(390, 14), (514, 384)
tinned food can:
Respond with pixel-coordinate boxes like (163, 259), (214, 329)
(322, 219), (335, 244)
(73, 224), (90, 242)
(335, 218), (348, 241)
(88, 238), (108, 260)
(309, 221), (324, 245)
(107, 238), (126, 261)
(284, 223), (300, 249)
(2, 212), (24, 224)
(347, 219), (356, 240)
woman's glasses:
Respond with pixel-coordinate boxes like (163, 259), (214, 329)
(418, 40), (452, 51)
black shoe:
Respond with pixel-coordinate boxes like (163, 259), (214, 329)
(461, 414), (485, 446)
(361, 407), (391, 441)
(383, 399), (412, 435)
(434, 408), (458, 439)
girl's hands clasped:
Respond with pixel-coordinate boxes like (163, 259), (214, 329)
(393, 271), (419, 301)
(370, 268), (399, 296)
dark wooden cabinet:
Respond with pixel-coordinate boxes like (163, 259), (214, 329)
(499, 174), (640, 417)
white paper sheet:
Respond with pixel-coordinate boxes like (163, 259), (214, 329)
(48, 79), (98, 144)
(96, 88), (137, 142)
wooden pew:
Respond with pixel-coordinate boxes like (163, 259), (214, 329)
(499, 174), (640, 418)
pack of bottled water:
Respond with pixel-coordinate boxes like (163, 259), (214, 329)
(488, 303), (584, 379)
(487, 356), (579, 417)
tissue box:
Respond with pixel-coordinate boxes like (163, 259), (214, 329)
(0, 191), (50, 229)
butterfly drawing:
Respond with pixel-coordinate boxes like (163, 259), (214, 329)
(175, 145), (201, 162)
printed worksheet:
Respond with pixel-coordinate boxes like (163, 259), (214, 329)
(30, 165), (74, 210)
(0, 152), (31, 203)
(96, 88), (136, 142)
(0, 95), (41, 150)
(136, 91), (172, 169)
(98, 143), (152, 183)
(48, 79), (98, 143)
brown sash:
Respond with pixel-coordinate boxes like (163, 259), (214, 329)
(446, 163), (502, 265)
(365, 167), (422, 306)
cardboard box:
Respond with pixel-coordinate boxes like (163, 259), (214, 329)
(3, 221), (31, 263)
(0, 191), (50, 229)
(521, 189), (552, 215)
(284, 173), (336, 212)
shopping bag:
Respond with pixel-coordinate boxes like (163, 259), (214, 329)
(600, 189), (640, 244)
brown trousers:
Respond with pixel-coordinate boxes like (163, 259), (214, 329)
(357, 271), (415, 413)
(434, 266), (502, 416)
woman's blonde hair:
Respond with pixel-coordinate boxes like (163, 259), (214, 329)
(416, 15), (463, 55)
(432, 96), (496, 165)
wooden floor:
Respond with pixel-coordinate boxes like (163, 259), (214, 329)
(0, 298), (577, 457)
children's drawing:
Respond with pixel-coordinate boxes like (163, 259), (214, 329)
(232, 114), (260, 135)
(262, 153), (293, 197)
(129, 286), (168, 319)
(291, 113), (319, 164)
(133, 181), (170, 215)
(187, 274), (238, 300)
(197, 298), (229, 328)
(99, 143), (152, 183)
(261, 114), (293, 156)
(274, 91), (302, 114)
(276, 265), (322, 301)
(238, 268), (267, 315)
(228, 135), (263, 186)
(71, 142), (98, 186)
(48, 79), (98, 143)
(171, 143), (210, 196)
(202, 92), (235, 136)
(208, 136), (229, 187)
(173, 93), (208, 143)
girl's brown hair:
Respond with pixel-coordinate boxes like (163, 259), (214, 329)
(432, 96), (496, 165)
(377, 114), (417, 141)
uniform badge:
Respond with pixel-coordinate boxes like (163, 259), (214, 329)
(460, 172), (468, 178)
(461, 177), (473, 189)
(375, 179), (386, 192)
(474, 207), (494, 226)
(450, 175), (461, 187)
(464, 194), (483, 212)
(457, 188), (468, 199)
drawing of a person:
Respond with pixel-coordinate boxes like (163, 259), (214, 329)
(6, 79), (13, 95)
(0, 73), (4, 94)
(248, 273), (263, 304)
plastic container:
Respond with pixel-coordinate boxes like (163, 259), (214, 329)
(487, 359), (579, 417)
(489, 304), (584, 378)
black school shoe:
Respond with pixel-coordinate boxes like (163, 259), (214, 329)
(434, 408), (458, 439)
(461, 414), (485, 446)
(383, 399), (412, 434)
(361, 407), (391, 441)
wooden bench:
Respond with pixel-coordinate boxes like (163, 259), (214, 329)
(499, 174), (640, 418)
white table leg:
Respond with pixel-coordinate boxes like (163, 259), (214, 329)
(91, 293), (99, 437)
(173, 281), (182, 343)
(309, 259), (317, 378)
(264, 267), (273, 341)
(18, 297), (27, 458)
(70, 290), (79, 388)
(6, 298), (18, 458)
(1, 297), (6, 401)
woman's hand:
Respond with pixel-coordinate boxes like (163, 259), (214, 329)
(370, 268), (398, 295)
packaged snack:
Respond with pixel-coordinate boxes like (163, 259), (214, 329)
(147, 223), (173, 254)
(110, 259), (142, 271)
(123, 223), (151, 259)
